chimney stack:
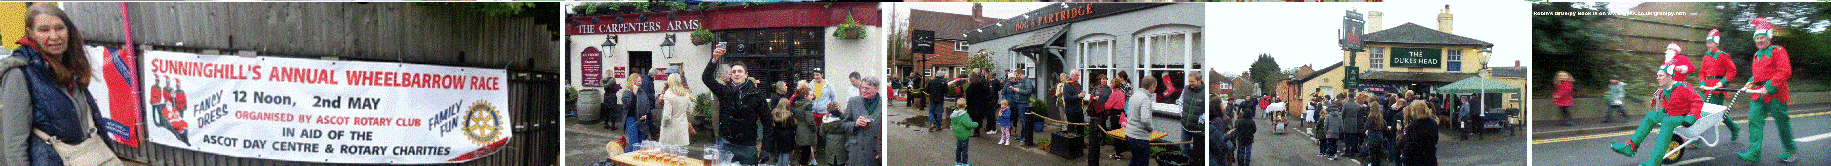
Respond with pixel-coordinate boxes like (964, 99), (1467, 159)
(973, 3), (986, 26)
(1438, 5), (1453, 34)
(1368, 11), (1383, 32)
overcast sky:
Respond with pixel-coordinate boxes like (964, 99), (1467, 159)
(1206, 0), (1530, 76)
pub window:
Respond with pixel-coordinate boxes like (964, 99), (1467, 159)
(1080, 38), (1115, 88)
(1369, 47), (1386, 70)
(1134, 30), (1200, 106)
(956, 41), (969, 52)
(1447, 49), (1463, 72)
(716, 28), (825, 57)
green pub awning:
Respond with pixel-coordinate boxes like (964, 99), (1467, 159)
(1435, 77), (1520, 94)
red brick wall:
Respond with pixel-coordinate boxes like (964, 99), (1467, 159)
(912, 40), (971, 70)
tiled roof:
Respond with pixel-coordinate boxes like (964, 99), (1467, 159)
(909, 9), (1002, 41)
(1489, 66), (1527, 78)
(1291, 62), (1343, 83)
(1363, 23), (1493, 47)
(1011, 25), (1068, 52)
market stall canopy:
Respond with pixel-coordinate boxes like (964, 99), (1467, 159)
(1435, 76), (1520, 94)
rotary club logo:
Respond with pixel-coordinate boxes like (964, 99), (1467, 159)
(462, 101), (503, 146)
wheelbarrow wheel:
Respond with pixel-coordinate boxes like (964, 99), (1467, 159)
(1663, 136), (1685, 164)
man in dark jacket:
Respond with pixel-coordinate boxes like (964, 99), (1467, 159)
(1062, 71), (1084, 133)
(1337, 93), (1365, 158)
(926, 70), (952, 132)
(1179, 74), (1205, 162)
(1003, 69), (1035, 145)
(704, 47), (767, 165)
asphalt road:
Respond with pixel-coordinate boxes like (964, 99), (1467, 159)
(1239, 113), (1526, 166)
(1532, 111), (1831, 165)
(884, 100), (1198, 166)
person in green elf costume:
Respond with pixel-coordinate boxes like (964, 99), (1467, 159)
(1696, 29), (1742, 141)
(1736, 17), (1798, 163)
(1610, 43), (1704, 166)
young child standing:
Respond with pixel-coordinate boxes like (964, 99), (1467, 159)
(998, 100), (1015, 145)
(951, 98), (979, 166)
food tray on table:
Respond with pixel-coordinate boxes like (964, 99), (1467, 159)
(611, 150), (707, 166)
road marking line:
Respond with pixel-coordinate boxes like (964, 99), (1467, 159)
(1533, 111), (1831, 145)
(1794, 132), (1831, 142)
(1670, 157), (1714, 166)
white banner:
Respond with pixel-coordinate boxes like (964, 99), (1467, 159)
(141, 51), (512, 164)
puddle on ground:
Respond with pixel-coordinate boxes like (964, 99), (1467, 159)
(897, 115), (933, 129)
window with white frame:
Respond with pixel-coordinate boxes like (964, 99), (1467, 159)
(1134, 28), (1201, 107)
(1079, 35), (1116, 91)
(1369, 47), (1385, 70)
(955, 41), (969, 52)
(1447, 49), (1464, 72)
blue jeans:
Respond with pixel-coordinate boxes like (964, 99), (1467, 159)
(956, 139), (970, 164)
(717, 139), (761, 165)
(624, 117), (645, 152)
(775, 151), (795, 165)
(930, 103), (947, 127)
(1129, 138), (1151, 166)
(1236, 143), (1252, 165)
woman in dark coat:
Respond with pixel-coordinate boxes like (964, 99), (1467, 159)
(791, 84), (819, 165)
(1399, 100), (1438, 166)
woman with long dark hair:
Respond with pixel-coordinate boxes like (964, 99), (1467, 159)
(2, 3), (122, 166)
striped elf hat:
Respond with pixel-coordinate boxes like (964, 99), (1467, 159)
(1751, 17), (1774, 38)
(1706, 29), (1720, 43)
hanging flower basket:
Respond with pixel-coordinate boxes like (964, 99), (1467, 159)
(832, 15), (867, 40)
(691, 29), (716, 46)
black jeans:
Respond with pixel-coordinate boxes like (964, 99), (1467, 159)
(1320, 137), (1337, 155)
(1341, 133), (1364, 156)
(1067, 108), (1086, 133)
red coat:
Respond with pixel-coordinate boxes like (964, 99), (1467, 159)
(1554, 81), (1574, 106)
(1655, 82), (1703, 118)
(1751, 46), (1792, 103)
(1700, 50), (1737, 96)
(1259, 96), (1272, 109)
